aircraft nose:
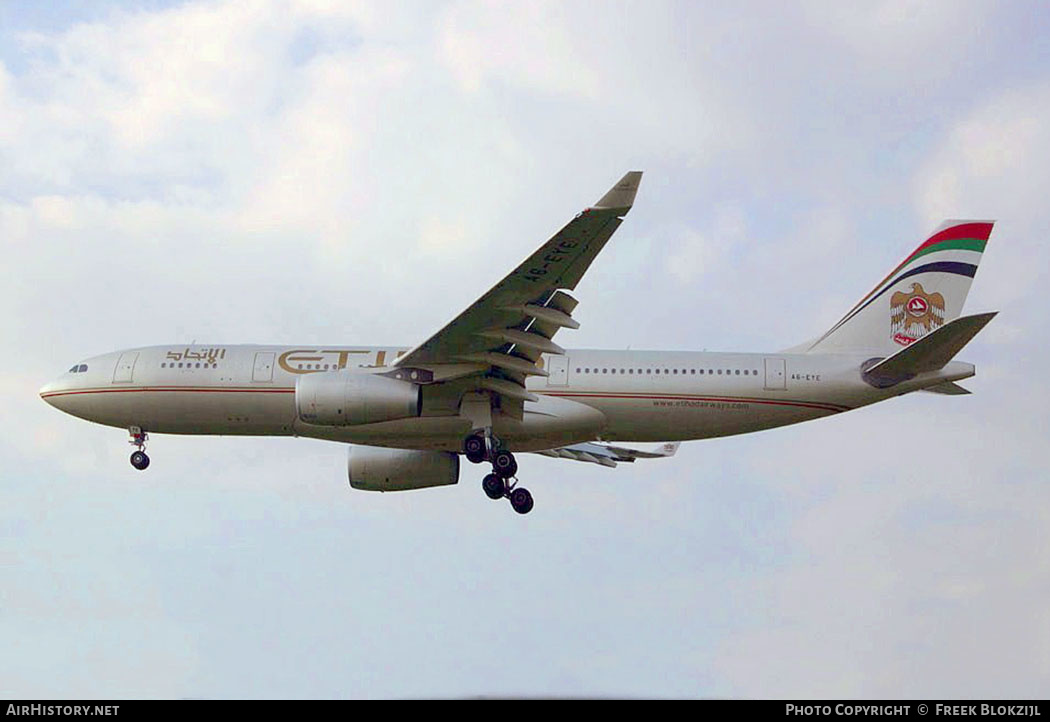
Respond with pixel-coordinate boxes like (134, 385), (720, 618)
(39, 379), (60, 407)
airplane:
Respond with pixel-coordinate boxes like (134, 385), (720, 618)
(39, 172), (997, 515)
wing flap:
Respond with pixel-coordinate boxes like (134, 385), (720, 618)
(535, 441), (681, 468)
(478, 328), (565, 355)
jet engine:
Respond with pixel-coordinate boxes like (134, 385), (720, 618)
(296, 372), (420, 426)
(347, 446), (460, 492)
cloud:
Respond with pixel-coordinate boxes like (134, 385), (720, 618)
(913, 84), (1050, 338)
(802, 0), (990, 75)
(663, 205), (747, 284)
(915, 84), (1050, 224)
(439, 1), (600, 98)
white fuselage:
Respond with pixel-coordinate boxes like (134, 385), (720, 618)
(39, 344), (976, 452)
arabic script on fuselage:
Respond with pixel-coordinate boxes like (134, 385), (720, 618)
(165, 347), (227, 364)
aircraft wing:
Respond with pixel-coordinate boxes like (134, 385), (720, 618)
(394, 172), (642, 411)
(534, 441), (681, 468)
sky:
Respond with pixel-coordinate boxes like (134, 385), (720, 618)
(2, 0), (1049, 699)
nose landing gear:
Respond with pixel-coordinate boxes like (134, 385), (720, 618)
(466, 434), (533, 515)
(129, 427), (150, 471)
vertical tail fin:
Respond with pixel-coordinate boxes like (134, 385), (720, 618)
(806, 220), (994, 355)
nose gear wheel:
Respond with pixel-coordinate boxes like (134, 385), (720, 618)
(128, 427), (150, 471)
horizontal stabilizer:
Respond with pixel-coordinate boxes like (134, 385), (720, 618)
(863, 311), (997, 387)
(922, 381), (972, 395)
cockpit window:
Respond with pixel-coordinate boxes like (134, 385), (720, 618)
(69, 365), (78, 373)
(78, 364), (88, 373)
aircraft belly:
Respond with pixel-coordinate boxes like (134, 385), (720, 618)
(294, 394), (605, 453)
(296, 416), (473, 450)
(493, 394), (606, 451)
(150, 389), (296, 434)
(67, 387), (297, 435)
(556, 392), (839, 442)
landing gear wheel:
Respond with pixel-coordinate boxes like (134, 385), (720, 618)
(464, 434), (487, 464)
(128, 427), (150, 470)
(482, 473), (507, 500)
(510, 487), (534, 515)
(492, 450), (518, 479)
(130, 450), (150, 470)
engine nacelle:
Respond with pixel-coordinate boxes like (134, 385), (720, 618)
(296, 372), (420, 426)
(347, 446), (460, 492)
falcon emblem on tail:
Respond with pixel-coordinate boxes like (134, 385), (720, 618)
(891, 282), (946, 346)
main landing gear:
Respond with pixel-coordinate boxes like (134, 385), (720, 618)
(464, 433), (533, 515)
(129, 427), (150, 471)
